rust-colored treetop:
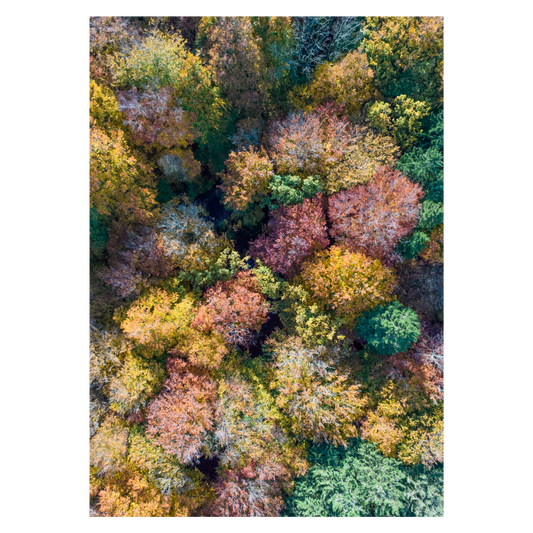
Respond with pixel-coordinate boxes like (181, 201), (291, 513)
(328, 166), (423, 261)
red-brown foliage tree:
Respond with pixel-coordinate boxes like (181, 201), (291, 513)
(249, 194), (329, 276)
(117, 87), (195, 147)
(328, 166), (423, 262)
(192, 271), (270, 348)
(210, 462), (285, 517)
(198, 17), (267, 119)
(117, 86), (201, 182)
(268, 104), (356, 177)
(99, 224), (174, 298)
(146, 358), (216, 464)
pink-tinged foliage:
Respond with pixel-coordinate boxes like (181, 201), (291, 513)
(328, 166), (424, 262)
(210, 462), (285, 517)
(268, 104), (356, 176)
(146, 358), (216, 465)
(192, 271), (270, 348)
(117, 86), (199, 168)
(381, 320), (444, 404)
(99, 224), (173, 298)
(250, 194), (329, 275)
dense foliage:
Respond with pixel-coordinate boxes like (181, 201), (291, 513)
(90, 16), (444, 517)
(285, 438), (443, 517)
(249, 193), (329, 275)
(328, 166), (423, 262)
(354, 300), (421, 355)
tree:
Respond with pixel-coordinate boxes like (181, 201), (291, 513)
(90, 125), (158, 226)
(155, 197), (230, 272)
(90, 415), (130, 476)
(267, 335), (367, 445)
(90, 323), (130, 389)
(285, 438), (443, 517)
(146, 358), (217, 464)
(287, 17), (364, 80)
(362, 17), (443, 107)
(249, 16), (295, 114)
(250, 194), (329, 276)
(298, 245), (395, 325)
(90, 80), (123, 133)
(192, 271), (270, 348)
(355, 301), (421, 356)
(96, 468), (182, 517)
(268, 105), (356, 178)
(98, 225), (174, 299)
(90, 207), (109, 261)
(324, 128), (400, 194)
(397, 144), (443, 200)
(305, 49), (376, 116)
(197, 17), (268, 120)
(214, 371), (307, 473)
(106, 353), (166, 417)
(383, 320), (443, 404)
(261, 173), (322, 210)
(328, 166), (423, 262)
(120, 289), (196, 356)
(398, 413), (444, 468)
(395, 231), (430, 260)
(367, 95), (431, 150)
(360, 384), (407, 458)
(87, 13), (140, 57)
(109, 29), (228, 162)
(116, 86), (201, 185)
(212, 370), (308, 516)
(210, 465), (285, 517)
(170, 328), (228, 371)
(127, 427), (192, 495)
(175, 247), (251, 296)
(219, 146), (274, 214)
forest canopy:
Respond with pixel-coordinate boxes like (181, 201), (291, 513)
(90, 15), (444, 518)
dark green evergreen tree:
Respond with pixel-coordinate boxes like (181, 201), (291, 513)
(285, 438), (443, 517)
(355, 301), (421, 355)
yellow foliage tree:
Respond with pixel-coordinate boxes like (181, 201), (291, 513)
(120, 289), (196, 356)
(298, 246), (395, 325)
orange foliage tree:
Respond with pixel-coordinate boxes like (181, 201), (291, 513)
(298, 245), (395, 324)
(192, 271), (270, 348)
(146, 358), (217, 464)
(97, 471), (175, 517)
(219, 146), (274, 212)
(328, 166), (423, 262)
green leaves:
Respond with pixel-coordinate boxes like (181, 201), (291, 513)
(287, 439), (438, 520)
(355, 300), (421, 356)
(285, 438), (443, 517)
(368, 95), (430, 150)
(418, 200), (444, 231)
(261, 174), (322, 209)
